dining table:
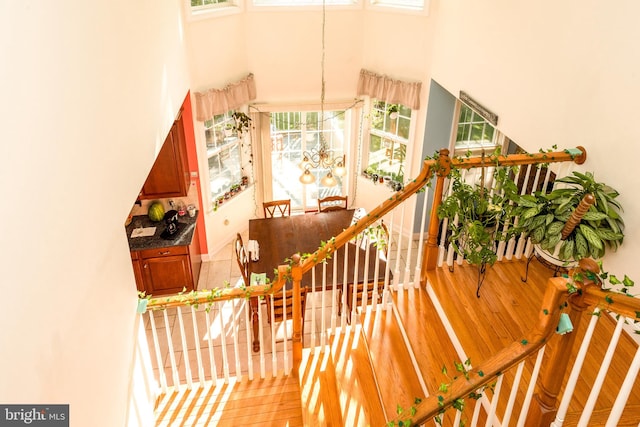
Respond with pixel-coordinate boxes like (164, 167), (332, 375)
(247, 209), (391, 351)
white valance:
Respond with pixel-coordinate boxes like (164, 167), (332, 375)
(356, 69), (422, 110)
(194, 73), (257, 121)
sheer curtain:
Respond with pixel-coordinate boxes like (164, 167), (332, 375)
(356, 69), (422, 110)
(194, 73), (257, 121)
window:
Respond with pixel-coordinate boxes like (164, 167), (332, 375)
(454, 102), (498, 154)
(270, 110), (346, 211)
(364, 100), (411, 184)
(253, 0), (356, 5)
(187, 0), (240, 19)
(370, 0), (424, 10)
(205, 112), (244, 202)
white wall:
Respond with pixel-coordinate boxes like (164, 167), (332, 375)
(185, 6), (436, 255)
(429, 0), (640, 281)
(0, 1), (189, 425)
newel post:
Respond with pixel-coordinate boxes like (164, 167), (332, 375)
(290, 253), (303, 374)
(525, 259), (600, 426)
(421, 149), (452, 281)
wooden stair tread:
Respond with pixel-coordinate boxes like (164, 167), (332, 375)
(360, 307), (426, 421)
(325, 327), (387, 426)
(298, 347), (344, 426)
(563, 404), (640, 426)
(391, 286), (462, 394)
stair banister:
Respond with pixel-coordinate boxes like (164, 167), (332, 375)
(389, 273), (572, 425)
(526, 258), (600, 426)
(421, 146), (587, 276)
(290, 253), (303, 372)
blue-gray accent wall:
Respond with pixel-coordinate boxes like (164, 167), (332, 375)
(413, 80), (456, 233)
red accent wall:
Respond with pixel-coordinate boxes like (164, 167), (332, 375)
(180, 91), (209, 255)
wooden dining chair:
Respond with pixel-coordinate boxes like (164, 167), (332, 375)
(266, 287), (308, 343)
(338, 220), (388, 323)
(263, 199), (291, 218)
(234, 233), (250, 286)
(317, 195), (348, 212)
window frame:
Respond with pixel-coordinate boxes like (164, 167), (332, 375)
(365, 0), (430, 16)
(362, 99), (413, 186)
(452, 101), (502, 157)
(184, 0), (244, 21)
(203, 111), (246, 206)
(269, 109), (348, 212)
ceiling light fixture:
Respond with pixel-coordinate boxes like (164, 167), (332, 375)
(298, 0), (346, 186)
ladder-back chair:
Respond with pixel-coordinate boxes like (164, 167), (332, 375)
(263, 199), (291, 218)
(318, 195), (348, 212)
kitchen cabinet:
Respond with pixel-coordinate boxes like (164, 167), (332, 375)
(139, 112), (189, 200)
(131, 251), (145, 293)
(129, 216), (202, 296)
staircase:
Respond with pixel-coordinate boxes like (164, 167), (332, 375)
(299, 257), (640, 426)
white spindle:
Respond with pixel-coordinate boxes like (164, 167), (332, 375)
(360, 232), (371, 313)
(257, 297), (266, 379)
(243, 299), (254, 381)
(606, 338), (640, 426)
(502, 360), (525, 426)
(469, 389), (482, 426)
(552, 308), (601, 427)
(269, 293), (277, 375)
(321, 261), (328, 347)
(162, 309), (181, 388)
(204, 309), (218, 382)
(578, 315), (626, 426)
(485, 374), (503, 427)
(148, 311), (167, 393)
(341, 244), (349, 329)
(351, 239), (361, 323)
(517, 346), (545, 427)
(190, 306), (205, 383)
(330, 249), (339, 335)
(403, 196), (417, 287)
(218, 301), (230, 382)
(282, 285), (289, 374)
(175, 306), (193, 389)
(453, 409), (462, 426)
(413, 186), (429, 281)
(393, 203), (406, 289)
(230, 299), (242, 378)
(371, 225), (381, 313)
(514, 165), (533, 259)
(311, 267), (317, 348)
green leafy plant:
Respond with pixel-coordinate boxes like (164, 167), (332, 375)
(232, 111), (252, 134)
(437, 159), (519, 295)
(513, 171), (624, 261)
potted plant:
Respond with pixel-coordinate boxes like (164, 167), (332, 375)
(437, 165), (519, 296)
(387, 104), (399, 120)
(232, 111), (252, 134)
(513, 171), (624, 262)
(224, 123), (234, 137)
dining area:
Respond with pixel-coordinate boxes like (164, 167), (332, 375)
(234, 196), (392, 353)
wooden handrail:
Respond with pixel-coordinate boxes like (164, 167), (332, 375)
(300, 147), (586, 276)
(391, 257), (640, 426)
(141, 146), (588, 374)
(389, 274), (571, 425)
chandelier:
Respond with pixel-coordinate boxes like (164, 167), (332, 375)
(298, 0), (346, 187)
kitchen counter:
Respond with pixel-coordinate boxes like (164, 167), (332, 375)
(126, 212), (198, 251)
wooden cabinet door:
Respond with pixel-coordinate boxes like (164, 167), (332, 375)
(142, 254), (193, 295)
(131, 251), (145, 293)
(139, 113), (189, 199)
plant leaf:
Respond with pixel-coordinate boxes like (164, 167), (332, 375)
(579, 224), (603, 250)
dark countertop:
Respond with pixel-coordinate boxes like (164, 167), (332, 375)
(126, 211), (198, 252)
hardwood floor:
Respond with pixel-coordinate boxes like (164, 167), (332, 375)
(153, 258), (639, 426)
(154, 374), (304, 426)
